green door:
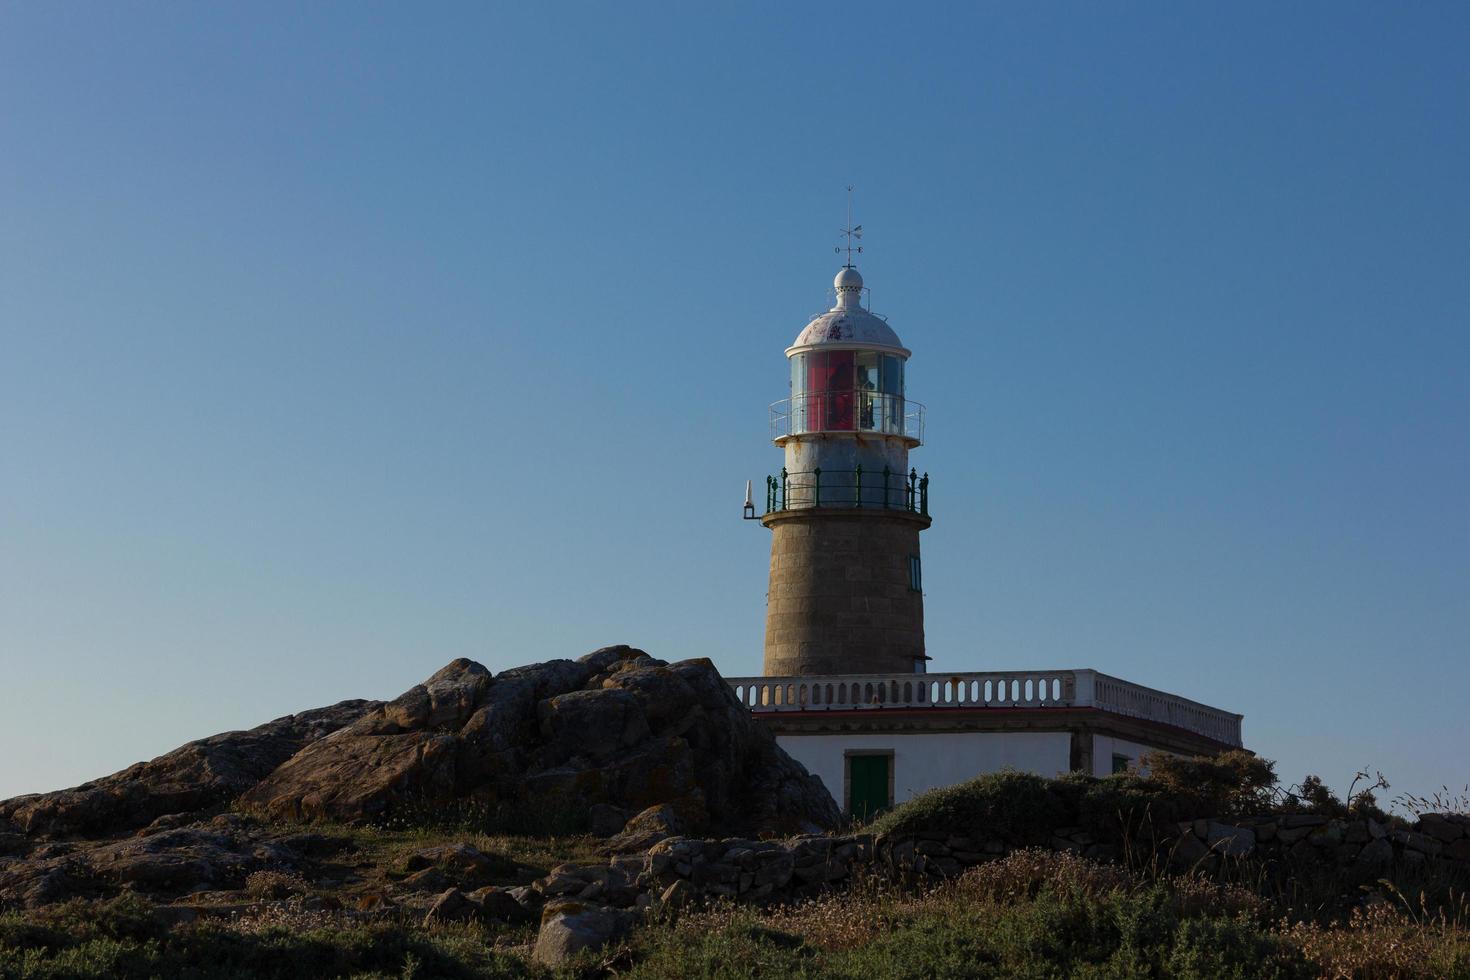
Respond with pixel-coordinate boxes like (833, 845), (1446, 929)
(849, 754), (890, 820)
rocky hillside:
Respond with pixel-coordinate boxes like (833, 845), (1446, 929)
(239, 647), (837, 835)
(0, 701), (376, 839)
(0, 646), (839, 911)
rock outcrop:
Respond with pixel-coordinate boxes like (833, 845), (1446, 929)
(0, 646), (841, 910)
(0, 813), (317, 909)
(0, 700), (377, 838)
(240, 647), (840, 837)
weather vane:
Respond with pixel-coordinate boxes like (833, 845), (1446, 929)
(836, 184), (863, 266)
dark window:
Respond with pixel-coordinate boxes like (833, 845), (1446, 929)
(908, 555), (922, 592)
(1112, 754), (1130, 774)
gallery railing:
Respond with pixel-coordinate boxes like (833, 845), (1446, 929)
(764, 467), (929, 515)
(724, 669), (1243, 747)
(770, 392), (925, 443)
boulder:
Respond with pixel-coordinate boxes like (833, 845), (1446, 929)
(607, 804), (687, 853)
(0, 646), (841, 911)
(1418, 814), (1464, 843)
(1167, 833), (1210, 870)
(588, 804), (629, 838)
(533, 901), (634, 967)
(0, 700), (376, 838)
(0, 824), (301, 908)
(1204, 822), (1256, 858)
(470, 885), (534, 923)
(402, 843), (514, 885)
(241, 650), (840, 838)
(423, 887), (475, 925)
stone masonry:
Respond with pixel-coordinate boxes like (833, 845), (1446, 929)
(762, 508), (930, 676)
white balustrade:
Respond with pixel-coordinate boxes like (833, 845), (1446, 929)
(725, 668), (1242, 747)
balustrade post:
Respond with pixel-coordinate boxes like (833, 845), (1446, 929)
(883, 465), (891, 509)
(813, 467), (822, 508)
(854, 464), (862, 507)
(920, 472), (929, 516)
(907, 468), (917, 511)
(780, 468), (788, 511)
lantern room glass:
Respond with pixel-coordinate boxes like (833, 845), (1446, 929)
(789, 350), (905, 434)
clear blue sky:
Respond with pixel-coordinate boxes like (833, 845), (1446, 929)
(2, 3), (1466, 806)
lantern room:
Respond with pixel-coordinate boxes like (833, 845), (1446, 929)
(773, 265), (923, 446)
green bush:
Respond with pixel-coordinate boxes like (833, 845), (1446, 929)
(867, 770), (1066, 843)
(871, 754), (1283, 847)
(1141, 751), (1277, 819)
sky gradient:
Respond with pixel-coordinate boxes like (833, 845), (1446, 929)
(1, 3), (1466, 806)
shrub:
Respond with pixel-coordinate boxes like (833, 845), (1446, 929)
(956, 848), (1133, 903)
(1166, 915), (1314, 979)
(1142, 750), (1278, 818)
(872, 755), (1283, 848)
(244, 871), (309, 900)
(866, 769), (1066, 843)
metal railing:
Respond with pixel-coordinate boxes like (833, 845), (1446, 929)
(725, 669), (1243, 747)
(770, 392), (925, 443)
(765, 467), (929, 515)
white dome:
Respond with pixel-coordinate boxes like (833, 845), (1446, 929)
(834, 266), (864, 292)
(788, 266), (908, 355)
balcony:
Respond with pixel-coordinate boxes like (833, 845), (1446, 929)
(764, 467), (929, 515)
(725, 669), (1243, 748)
(771, 392), (925, 445)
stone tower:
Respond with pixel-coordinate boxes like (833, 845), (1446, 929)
(761, 261), (930, 677)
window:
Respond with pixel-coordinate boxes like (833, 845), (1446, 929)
(880, 355), (903, 395)
(1112, 754), (1131, 774)
(856, 351), (879, 429)
(803, 350), (855, 430)
(908, 555), (922, 592)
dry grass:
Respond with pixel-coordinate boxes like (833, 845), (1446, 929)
(1281, 901), (1470, 979)
(665, 850), (1255, 954)
(627, 850), (1470, 979)
(242, 869), (310, 899)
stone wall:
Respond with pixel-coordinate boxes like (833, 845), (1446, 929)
(497, 811), (1470, 929)
(763, 509), (928, 676)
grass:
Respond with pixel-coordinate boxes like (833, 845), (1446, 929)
(5, 851), (1470, 978)
(610, 851), (1470, 980)
(7, 759), (1470, 978)
(606, 851), (1470, 979)
(234, 809), (604, 907)
(0, 892), (530, 979)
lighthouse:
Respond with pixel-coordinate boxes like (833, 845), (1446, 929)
(760, 256), (930, 677)
(731, 221), (1244, 819)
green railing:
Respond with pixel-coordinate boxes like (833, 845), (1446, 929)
(765, 467), (929, 515)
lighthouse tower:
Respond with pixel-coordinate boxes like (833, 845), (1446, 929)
(732, 227), (1243, 818)
(761, 258), (930, 677)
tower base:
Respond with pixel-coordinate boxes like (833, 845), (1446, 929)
(762, 507), (931, 676)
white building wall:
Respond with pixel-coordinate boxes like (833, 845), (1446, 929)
(776, 731), (1072, 808)
(1092, 735), (1162, 776)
